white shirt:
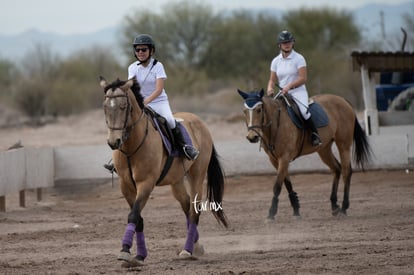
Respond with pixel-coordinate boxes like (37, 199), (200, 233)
(270, 49), (307, 94)
(270, 50), (310, 119)
(128, 58), (168, 104)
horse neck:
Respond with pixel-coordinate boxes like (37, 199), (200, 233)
(121, 93), (149, 153)
(262, 97), (299, 153)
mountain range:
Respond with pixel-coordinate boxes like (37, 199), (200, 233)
(0, 1), (412, 64)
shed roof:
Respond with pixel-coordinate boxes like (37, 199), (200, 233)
(351, 51), (414, 73)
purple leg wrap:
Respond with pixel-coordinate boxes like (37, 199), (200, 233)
(184, 222), (198, 253)
(122, 223), (136, 248)
(136, 231), (147, 259)
(186, 217), (199, 243)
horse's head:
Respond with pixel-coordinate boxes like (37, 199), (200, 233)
(100, 76), (143, 150)
(237, 88), (265, 143)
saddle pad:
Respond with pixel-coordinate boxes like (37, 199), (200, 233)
(287, 102), (329, 129)
(152, 118), (194, 157)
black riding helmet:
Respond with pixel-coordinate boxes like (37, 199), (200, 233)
(133, 34), (155, 51)
(278, 30), (295, 44)
(132, 34), (155, 62)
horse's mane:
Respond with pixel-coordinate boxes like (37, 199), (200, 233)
(105, 78), (145, 109)
(130, 80), (145, 109)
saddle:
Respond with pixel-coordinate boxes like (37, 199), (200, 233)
(144, 106), (194, 157)
(283, 95), (329, 129)
(144, 107), (198, 185)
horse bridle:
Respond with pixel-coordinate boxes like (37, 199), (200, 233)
(104, 91), (148, 156)
(246, 98), (281, 154)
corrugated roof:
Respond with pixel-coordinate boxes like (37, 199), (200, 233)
(351, 51), (414, 73)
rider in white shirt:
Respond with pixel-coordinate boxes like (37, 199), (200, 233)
(104, 34), (199, 172)
(129, 34), (199, 160)
(267, 30), (322, 146)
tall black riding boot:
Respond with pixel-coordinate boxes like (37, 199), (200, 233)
(172, 124), (199, 160)
(305, 117), (322, 146)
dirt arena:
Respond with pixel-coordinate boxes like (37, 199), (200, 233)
(0, 109), (413, 274)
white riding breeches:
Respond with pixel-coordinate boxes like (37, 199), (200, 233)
(290, 90), (311, 120)
(148, 100), (176, 129)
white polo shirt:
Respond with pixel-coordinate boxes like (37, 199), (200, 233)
(270, 49), (307, 95)
(128, 58), (168, 103)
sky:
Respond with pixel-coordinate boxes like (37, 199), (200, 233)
(0, 0), (411, 35)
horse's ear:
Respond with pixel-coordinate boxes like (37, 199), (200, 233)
(237, 89), (249, 99)
(124, 78), (135, 89)
(99, 76), (107, 88)
(259, 88), (264, 98)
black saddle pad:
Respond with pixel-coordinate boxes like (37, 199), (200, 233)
(287, 101), (329, 129)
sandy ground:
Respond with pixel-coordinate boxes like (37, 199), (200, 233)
(1, 109), (414, 274)
(1, 170), (413, 274)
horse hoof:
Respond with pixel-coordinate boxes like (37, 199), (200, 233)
(193, 242), (205, 257)
(129, 257), (145, 267)
(117, 251), (132, 262)
(265, 217), (275, 224)
(339, 210), (347, 217)
(121, 259), (144, 268)
(332, 208), (340, 216)
(178, 250), (197, 260)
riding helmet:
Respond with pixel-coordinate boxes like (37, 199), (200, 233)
(132, 34), (155, 50)
(278, 30), (295, 44)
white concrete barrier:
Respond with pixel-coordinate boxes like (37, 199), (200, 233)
(0, 147), (54, 196)
(0, 147), (54, 211)
(0, 148), (25, 195)
(53, 145), (114, 184)
(25, 147), (54, 189)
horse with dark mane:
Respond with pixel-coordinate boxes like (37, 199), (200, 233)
(238, 89), (371, 221)
(100, 76), (228, 267)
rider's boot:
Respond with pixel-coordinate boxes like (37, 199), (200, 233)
(172, 123), (199, 160)
(305, 117), (322, 146)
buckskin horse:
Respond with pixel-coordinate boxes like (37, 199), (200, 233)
(100, 76), (228, 267)
(237, 88), (371, 221)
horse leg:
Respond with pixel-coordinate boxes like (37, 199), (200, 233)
(268, 159), (289, 221)
(284, 175), (300, 216)
(171, 178), (202, 257)
(317, 147), (342, 216)
(179, 172), (204, 258)
(119, 186), (151, 266)
(338, 146), (353, 215)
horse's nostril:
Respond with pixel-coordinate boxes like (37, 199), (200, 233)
(107, 138), (122, 150)
(246, 135), (259, 143)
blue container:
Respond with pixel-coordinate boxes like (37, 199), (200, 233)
(376, 83), (414, 111)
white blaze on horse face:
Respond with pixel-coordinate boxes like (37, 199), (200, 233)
(244, 102), (262, 127)
(248, 109), (254, 127)
(110, 98), (116, 108)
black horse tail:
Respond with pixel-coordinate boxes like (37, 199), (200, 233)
(353, 118), (372, 170)
(207, 145), (228, 228)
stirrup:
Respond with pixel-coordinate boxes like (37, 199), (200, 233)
(311, 133), (322, 146)
(183, 145), (199, 161)
(103, 163), (115, 173)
